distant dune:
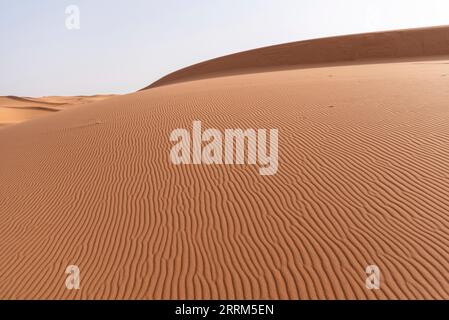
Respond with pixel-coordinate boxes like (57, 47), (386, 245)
(0, 95), (115, 127)
(0, 27), (448, 299)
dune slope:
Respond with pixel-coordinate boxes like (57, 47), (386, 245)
(0, 28), (448, 299)
(143, 25), (449, 89)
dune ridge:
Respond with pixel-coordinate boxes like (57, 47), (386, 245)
(143, 25), (449, 89)
(4, 96), (68, 106)
(0, 27), (448, 299)
(3, 106), (60, 112)
(0, 95), (115, 127)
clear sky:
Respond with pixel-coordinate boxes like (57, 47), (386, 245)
(1, 0), (449, 96)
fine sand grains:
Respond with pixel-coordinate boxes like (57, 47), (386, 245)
(0, 60), (448, 299)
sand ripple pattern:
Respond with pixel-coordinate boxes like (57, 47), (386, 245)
(0, 61), (448, 299)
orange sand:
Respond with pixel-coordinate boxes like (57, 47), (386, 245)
(0, 27), (448, 299)
(0, 95), (115, 127)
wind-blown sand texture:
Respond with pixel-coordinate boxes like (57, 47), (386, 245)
(0, 26), (448, 299)
(0, 95), (115, 127)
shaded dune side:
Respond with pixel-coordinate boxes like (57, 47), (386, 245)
(0, 61), (448, 299)
(3, 106), (60, 112)
(3, 96), (67, 106)
(142, 25), (449, 89)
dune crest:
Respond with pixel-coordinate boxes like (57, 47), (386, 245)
(143, 25), (449, 89)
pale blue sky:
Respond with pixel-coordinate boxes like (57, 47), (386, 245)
(1, 0), (449, 96)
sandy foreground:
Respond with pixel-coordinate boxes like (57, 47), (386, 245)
(0, 27), (448, 299)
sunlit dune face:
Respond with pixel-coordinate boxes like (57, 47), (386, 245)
(0, 95), (116, 127)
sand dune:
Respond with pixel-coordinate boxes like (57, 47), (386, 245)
(0, 95), (115, 127)
(3, 106), (60, 112)
(0, 27), (448, 299)
(143, 25), (449, 89)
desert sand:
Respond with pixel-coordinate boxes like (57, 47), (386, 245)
(0, 95), (115, 127)
(0, 26), (448, 299)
